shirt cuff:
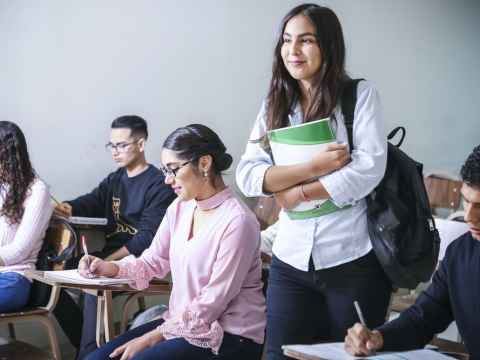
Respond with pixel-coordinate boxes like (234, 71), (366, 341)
(320, 175), (356, 208)
(113, 255), (150, 290)
(160, 306), (224, 354)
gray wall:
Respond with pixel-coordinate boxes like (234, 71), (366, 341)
(1, 0), (479, 201)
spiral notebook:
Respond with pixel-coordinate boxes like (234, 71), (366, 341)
(44, 269), (134, 285)
(67, 217), (108, 225)
(267, 118), (350, 220)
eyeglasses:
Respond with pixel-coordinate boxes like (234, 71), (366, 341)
(161, 161), (191, 178)
(105, 140), (140, 153)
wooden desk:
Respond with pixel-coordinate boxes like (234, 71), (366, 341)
(25, 270), (172, 347)
(69, 223), (105, 257)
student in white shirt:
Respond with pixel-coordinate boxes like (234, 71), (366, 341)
(236, 4), (392, 359)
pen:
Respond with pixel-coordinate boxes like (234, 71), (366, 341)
(354, 301), (376, 355)
(82, 236), (92, 279)
(51, 195), (65, 208)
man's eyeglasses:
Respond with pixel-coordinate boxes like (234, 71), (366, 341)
(161, 161), (191, 178)
(105, 140), (140, 153)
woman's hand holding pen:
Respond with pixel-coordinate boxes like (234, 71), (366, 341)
(344, 323), (383, 356)
(308, 142), (351, 177)
(109, 329), (164, 359)
(78, 256), (120, 279)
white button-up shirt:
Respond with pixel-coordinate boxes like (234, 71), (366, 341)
(236, 81), (387, 271)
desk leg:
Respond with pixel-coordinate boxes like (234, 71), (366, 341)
(96, 291), (105, 347)
(104, 291), (114, 343)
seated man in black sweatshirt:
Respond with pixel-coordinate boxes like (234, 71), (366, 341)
(344, 144), (480, 360)
(52, 115), (176, 358)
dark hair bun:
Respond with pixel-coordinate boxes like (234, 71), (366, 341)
(163, 124), (233, 173)
(215, 152), (233, 172)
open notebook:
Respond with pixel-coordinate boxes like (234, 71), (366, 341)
(282, 343), (453, 360)
(44, 269), (134, 285)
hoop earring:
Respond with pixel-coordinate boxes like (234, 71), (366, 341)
(203, 168), (209, 186)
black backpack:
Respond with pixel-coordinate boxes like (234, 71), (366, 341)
(342, 79), (440, 289)
(26, 216), (77, 307)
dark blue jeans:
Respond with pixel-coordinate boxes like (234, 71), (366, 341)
(266, 251), (392, 360)
(85, 318), (263, 360)
(0, 272), (31, 312)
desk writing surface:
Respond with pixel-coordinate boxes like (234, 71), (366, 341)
(24, 270), (172, 292)
(283, 343), (454, 360)
(70, 223), (105, 231)
(25, 269), (172, 347)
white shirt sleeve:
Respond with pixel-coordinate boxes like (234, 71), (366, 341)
(236, 102), (275, 197)
(320, 82), (388, 207)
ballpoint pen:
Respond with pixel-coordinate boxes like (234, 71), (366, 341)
(82, 236), (92, 279)
(354, 300), (377, 355)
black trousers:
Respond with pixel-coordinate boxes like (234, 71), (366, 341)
(265, 251), (392, 360)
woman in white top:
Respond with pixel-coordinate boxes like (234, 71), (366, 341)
(0, 121), (51, 312)
(236, 4), (392, 359)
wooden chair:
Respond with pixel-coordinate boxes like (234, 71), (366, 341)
(253, 197), (281, 231)
(424, 171), (463, 217)
(391, 212), (469, 313)
(0, 217), (75, 360)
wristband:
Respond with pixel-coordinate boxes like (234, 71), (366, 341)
(301, 184), (310, 202)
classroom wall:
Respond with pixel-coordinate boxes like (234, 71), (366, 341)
(0, 0), (479, 199)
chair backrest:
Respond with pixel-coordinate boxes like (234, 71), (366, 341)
(435, 212), (468, 264)
(253, 197), (282, 231)
(44, 222), (75, 271)
(25, 217), (75, 308)
(424, 171), (463, 216)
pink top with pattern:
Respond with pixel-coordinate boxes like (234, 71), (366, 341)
(114, 187), (266, 354)
(0, 178), (52, 280)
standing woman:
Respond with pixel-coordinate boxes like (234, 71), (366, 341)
(0, 121), (52, 312)
(236, 4), (392, 359)
(80, 124), (266, 360)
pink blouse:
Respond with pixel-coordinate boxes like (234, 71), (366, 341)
(114, 187), (266, 354)
(0, 178), (52, 280)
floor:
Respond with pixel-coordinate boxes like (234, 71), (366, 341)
(0, 291), (171, 360)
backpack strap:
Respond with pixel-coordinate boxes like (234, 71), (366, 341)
(341, 78), (364, 153)
(48, 216), (77, 264)
(388, 126), (406, 148)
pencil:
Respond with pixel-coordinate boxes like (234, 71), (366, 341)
(50, 195), (65, 209)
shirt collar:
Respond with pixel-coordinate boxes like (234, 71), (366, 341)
(195, 186), (234, 211)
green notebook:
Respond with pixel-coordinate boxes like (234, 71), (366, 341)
(267, 118), (350, 220)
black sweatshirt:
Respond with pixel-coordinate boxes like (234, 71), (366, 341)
(66, 165), (176, 256)
(377, 232), (480, 359)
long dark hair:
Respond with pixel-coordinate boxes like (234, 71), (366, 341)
(260, 4), (350, 144)
(0, 121), (37, 225)
(163, 124), (233, 189)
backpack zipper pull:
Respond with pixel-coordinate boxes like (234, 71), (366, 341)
(428, 219), (434, 231)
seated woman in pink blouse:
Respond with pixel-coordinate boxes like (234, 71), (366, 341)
(79, 124), (266, 360)
(0, 121), (52, 313)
